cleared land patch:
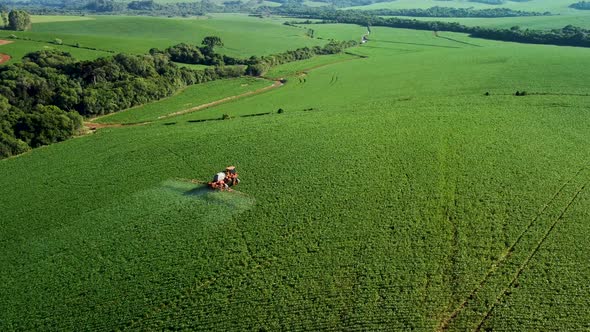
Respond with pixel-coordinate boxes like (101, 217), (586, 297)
(0, 40), (14, 65)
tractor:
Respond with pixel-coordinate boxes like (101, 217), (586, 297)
(208, 166), (240, 191)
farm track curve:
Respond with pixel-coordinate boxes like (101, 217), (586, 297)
(84, 80), (283, 129)
(157, 79), (283, 120)
(438, 164), (590, 331)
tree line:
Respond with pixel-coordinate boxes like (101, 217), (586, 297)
(268, 7), (590, 48)
(359, 6), (550, 18)
(0, 35), (357, 159)
(154, 38), (357, 76)
(0, 8), (32, 31)
(570, 1), (590, 10)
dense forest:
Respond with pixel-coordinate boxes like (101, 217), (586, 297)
(570, 1), (590, 10)
(0, 34), (356, 159)
(0, 9), (32, 30)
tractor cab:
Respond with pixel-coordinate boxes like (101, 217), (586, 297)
(225, 166), (237, 175)
(224, 166), (240, 187)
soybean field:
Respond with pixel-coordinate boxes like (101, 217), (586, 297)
(2, 12), (590, 331)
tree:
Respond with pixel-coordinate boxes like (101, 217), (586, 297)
(14, 105), (81, 147)
(1, 9), (8, 29)
(201, 36), (223, 49)
(8, 10), (32, 31)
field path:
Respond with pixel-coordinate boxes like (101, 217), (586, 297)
(157, 79), (283, 120)
(0, 40), (13, 65)
(85, 79), (282, 129)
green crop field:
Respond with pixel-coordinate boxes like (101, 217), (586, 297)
(30, 15), (96, 23)
(0, 39), (111, 64)
(0, 14), (326, 63)
(2, 13), (590, 331)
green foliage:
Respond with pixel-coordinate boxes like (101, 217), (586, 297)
(0, 15), (345, 158)
(0, 131), (30, 158)
(94, 77), (270, 124)
(570, 1), (590, 10)
(202, 35), (224, 49)
(345, 6), (551, 17)
(7, 10), (32, 31)
(14, 105), (81, 147)
(1, 10), (8, 29)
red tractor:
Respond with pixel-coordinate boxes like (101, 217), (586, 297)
(208, 166), (240, 191)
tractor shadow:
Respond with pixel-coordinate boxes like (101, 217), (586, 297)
(184, 185), (212, 196)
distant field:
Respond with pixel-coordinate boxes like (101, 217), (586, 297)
(303, 0), (330, 7)
(380, 14), (590, 30)
(348, 0), (580, 13)
(349, 0), (590, 30)
(0, 39), (111, 64)
(30, 15), (95, 23)
(94, 77), (273, 124)
(0, 14), (326, 63)
(3, 14), (590, 332)
(265, 52), (358, 79)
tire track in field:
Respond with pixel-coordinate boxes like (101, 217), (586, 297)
(436, 134), (462, 306)
(435, 34), (482, 48)
(438, 164), (589, 331)
(475, 180), (588, 331)
(329, 73), (339, 86)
